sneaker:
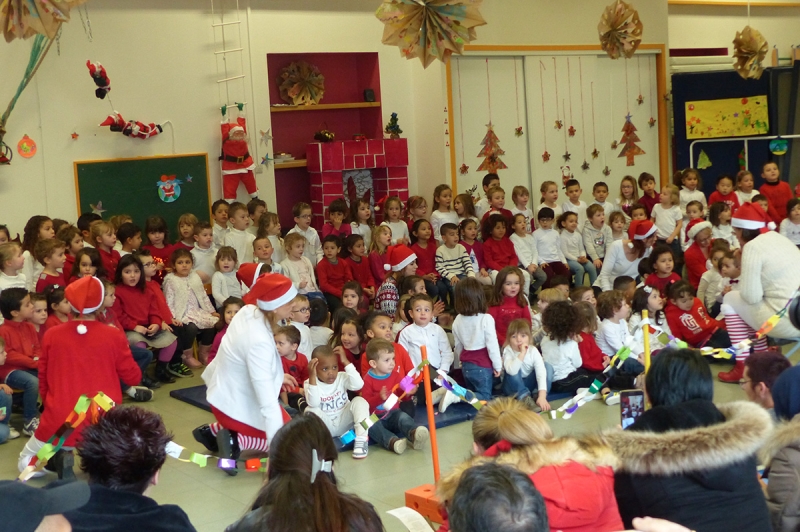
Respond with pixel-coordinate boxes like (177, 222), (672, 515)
(22, 417), (39, 436)
(155, 363), (177, 383)
(409, 426), (429, 450)
(604, 392), (621, 406)
(8, 427), (20, 440)
(352, 437), (369, 459)
(193, 424), (219, 453)
(439, 390), (461, 414)
(168, 362), (194, 378)
(126, 386), (154, 402)
(141, 376), (162, 389)
(390, 437), (407, 455)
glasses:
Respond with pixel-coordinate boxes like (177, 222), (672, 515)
(297, 214), (311, 219)
(738, 379), (751, 387)
(294, 307), (310, 313)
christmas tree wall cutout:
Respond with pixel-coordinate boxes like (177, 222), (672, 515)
(477, 121), (508, 172)
(617, 113), (645, 166)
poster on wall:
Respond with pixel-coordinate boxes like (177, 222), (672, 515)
(685, 95), (768, 139)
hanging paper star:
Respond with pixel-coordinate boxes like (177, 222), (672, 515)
(555, 120), (563, 130)
(625, 112), (633, 122)
(611, 140), (618, 149)
(591, 148), (600, 159)
(581, 160), (590, 171)
(563, 151), (571, 162)
(90, 201), (106, 216)
(459, 163), (469, 175)
(71, 131), (79, 140)
(568, 126), (576, 137)
(648, 117), (656, 127)
(186, 175), (193, 183)
(542, 151), (551, 162)
(602, 166), (611, 176)
(259, 129), (273, 146)
(663, 93), (671, 102)
(515, 126), (523, 137)
(261, 155), (273, 166)
(637, 94), (644, 105)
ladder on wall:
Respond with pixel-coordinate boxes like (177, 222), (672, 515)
(211, 0), (248, 113)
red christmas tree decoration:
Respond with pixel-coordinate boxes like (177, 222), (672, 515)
(617, 113), (645, 166)
(477, 122), (508, 172)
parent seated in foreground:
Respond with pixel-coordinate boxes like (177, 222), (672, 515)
(597, 348), (772, 532)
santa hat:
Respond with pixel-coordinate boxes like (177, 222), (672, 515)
(686, 219), (712, 242)
(374, 195), (389, 213)
(732, 202), (776, 234)
(384, 245), (417, 272)
(65, 277), (104, 333)
(243, 273), (297, 311)
(236, 263), (266, 289)
(229, 125), (244, 135)
(627, 219), (657, 242)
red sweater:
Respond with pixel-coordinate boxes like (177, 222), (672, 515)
(411, 242), (438, 277)
(760, 180), (792, 222)
(344, 256), (375, 291)
(142, 244), (174, 283)
(578, 332), (606, 372)
(112, 284), (163, 331)
(481, 208), (515, 229)
(708, 190), (741, 213)
(683, 242), (708, 289)
(97, 248), (120, 279)
(484, 237), (519, 271)
(361, 367), (413, 411)
(0, 320), (41, 380)
(36, 321), (140, 446)
(461, 240), (487, 269)
(173, 241), (194, 251)
(665, 298), (723, 347)
(316, 259), (354, 297)
(368, 251), (387, 286)
(146, 280), (173, 323)
(359, 341), (414, 377)
(42, 314), (68, 338)
(281, 354), (308, 394)
(645, 272), (682, 297)
(63, 254), (76, 282)
(321, 223), (352, 240)
(35, 271), (66, 293)
(487, 296), (532, 347)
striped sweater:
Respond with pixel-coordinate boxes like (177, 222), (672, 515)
(435, 244), (475, 280)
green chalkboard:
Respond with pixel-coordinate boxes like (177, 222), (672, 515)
(74, 153), (212, 239)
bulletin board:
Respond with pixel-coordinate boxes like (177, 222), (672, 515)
(74, 153), (211, 233)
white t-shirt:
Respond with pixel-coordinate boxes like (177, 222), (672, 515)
(651, 204), (682, 240)
(780, 218), (800, 246)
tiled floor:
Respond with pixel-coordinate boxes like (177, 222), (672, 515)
(1, 352), (795, 532)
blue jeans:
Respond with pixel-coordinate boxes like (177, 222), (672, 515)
(424, 278), (451, 307)
(368, 409), (419, 450)
(0, 391), (11, 444)
(502, 362), (554, 399)
(620, 358), (644, 375)
(5, 369), (39, 423)
(123, 346), (152, 389)
(529, 268), (547, 295)
(462, 362), (494, 402)
(567, 259), (598, 286)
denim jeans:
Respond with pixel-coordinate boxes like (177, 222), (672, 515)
(0, 391), (11, 444)
(447, 274), (467, 303)
(462, 362), (494, 402)
(123, 346), (152, 388)
(502, 362), (554, 399)
(368, 408), (419, 450)
(566, 259), (598, 286)
(5, 369), (39, 422)
(620, 358), (645, 375)
(424, 278), (451, 307)
(529, 268), (547, 295)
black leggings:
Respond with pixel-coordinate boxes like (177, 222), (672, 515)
(172, 323), (216, 352)
(551, 368), (598, 394)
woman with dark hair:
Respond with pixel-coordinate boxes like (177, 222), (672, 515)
(226, 414), (383, 532)
(593, 220), (657, 292)
(600, 348), (772, 532)
(718, 202), (800, 382)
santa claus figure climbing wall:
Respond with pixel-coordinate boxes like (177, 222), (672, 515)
(220, 104), (259, 200)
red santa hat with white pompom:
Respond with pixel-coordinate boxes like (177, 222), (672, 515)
(243, 273), (297, 311)
(732, 202), (776, 234)
(384, 245), (417, 272)
(65, 276), (105, 334)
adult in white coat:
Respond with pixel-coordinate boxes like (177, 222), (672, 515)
(593, 220), (656, 292)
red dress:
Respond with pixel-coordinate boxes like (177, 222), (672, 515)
(35, 272), (66, 293)
(483, 237), (519, 271)
(578, 331), (606, 372)
(344, 256), (375, 292)
(759, 180), (792, 222)
(645, 272), (682, 297)
(97, 248), (121, 279)
(708, 190), (741, 213)
(487, 296), (532, 347)
(112, 284), (163, 331)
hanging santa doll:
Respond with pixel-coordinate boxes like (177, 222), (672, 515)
(220, 103), (259, 201)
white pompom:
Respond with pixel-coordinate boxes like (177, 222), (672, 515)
(768, 222), (777, 231)
(77, 324), (87, 335)
(627, 242), (634, 249)
(384, 264), (391, 271)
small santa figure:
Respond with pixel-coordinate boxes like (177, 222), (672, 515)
(220, 103), (259, 201)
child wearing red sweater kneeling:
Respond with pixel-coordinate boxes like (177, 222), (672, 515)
(665, 280), (731, 349)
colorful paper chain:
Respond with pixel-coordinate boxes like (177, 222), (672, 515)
(435, 370), (483, 410)
(165, 441), (269, 473)
(353, 360), (430, 436)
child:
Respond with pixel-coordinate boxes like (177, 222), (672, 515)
(207, 296), (243, 365)
(316, 235), (353, 313)
(400, 275), (425, 297)
(480, 186), (514, 227)
(76, 213), (101, 249)
(615, 176), (639, 224)
(613, 275), (637, 306)
(677, 168), (707, 223)
(21, 215), (54, 291)
(380, 196), (410, 245)
(70, 248), (106, 284)
(644, 245), (681, 297)
(361, 339), (429, 454)
(760, 161), (791, 222)
(430, 184), (459, 244)
(609, 211), (626, 241)
(375, 245), (417, 317)
(665, 280), (730, 349)
(289, 294), (314, 358)
(107, 215), (131, 252)
(709, 174), (740, 213)
(452, 277), (503, 402)
(532, 208), (570, 288)
(246, 198), (267, 237)
(175, 213), (199, 251)
(735, 170), (756, 205)
(253, 236), (283, 274)
(780, 198), (800, 248)
(574, 301), (605, 373)
(509, 185), (534, 233)
(362, 311), (416, 383)
(88, 221), (120, 278)
(629, 286), (673, 353)
(541, 301), (595, 394)
(43, 285), (70, 332)
(191, 222), (218, 283)
(329, 314), (365, 368)
(454, 193), (479, 227)
(483, 214), (529, 292)
(592, 181), (615, 219)
(56, 225), (83, 276)
(501, 318), (551, 409)
(681, 200), (705, 251)
(561, 179), (588, 228)
(34, 239), (66, 292)
(257, 212), (286, 264)
(223, 201), (256, 264)
(141, 216), (173, 284)
(436, 223), (476, 296)
(282, 233), (322, 298)
(637, 173), (659, 217)
(558, 211), (597, 287)
(0, 288), (40, 435)
(341, 281), (363, 315)
(116, 223), (142, 257)
(651, 184), (683, 262)
(287, 202), (323, 264)
(211, 199), (230, 249)
(350, 197), (374, 250)
(304, 345), (371, 459)
(322, 198), (352, 240)
(475, 173), (500, 220)
(487, 266), (532, 347)
(532, 287), (567, 343)
(163, 249), (218, 367)
(114, 255), (181, 382)
(405, 196), (428, 235)
(709, 202), (739, 250)
(719, 250), (742, 297)
(368, 225), (392, 286)
(343, 234), (375, 299)
(697, 241), (729, 316)
(410, 219), (447, 302)
(211, 246), (242, 306)
(630, 203), (648, 222)
(0, 243), (26, 295)
(571, 285), (597, 307)
(752, 194), (774, 222)
(637, 256), (653, 287)
(458, 220), (487, 282)
(536, 180), (562, 229)
(308, 298), (333, 349)
(582, 204), (611, 269)
(28, 293), (48, 340)
(0, 225), (9, 244)
(274, 325), (308, 406)
(595, 291), (644, 372)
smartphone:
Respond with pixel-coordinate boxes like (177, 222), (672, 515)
(620, 389), (645, 429)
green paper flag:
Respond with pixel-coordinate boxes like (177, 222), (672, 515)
(74, 395), (91, 414)
(37, 443), (57, 460)
(697, 150), (712, 170)
(190, 453), (208, 468)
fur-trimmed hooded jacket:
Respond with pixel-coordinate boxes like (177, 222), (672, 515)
(596, 399), (772, 532)
(760, 414), (800, 532)
(436, 437), (624, 532)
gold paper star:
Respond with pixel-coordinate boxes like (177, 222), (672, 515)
(611, 140), (618, 149)
(554, 120), (563, 130)
(637, 94), (644, 105)
(591, 148), (600, 159)
(581, 160), (590, 171)
(602, 166), (611, 176)
(648, 117), (657, 127)
(568, 126), (576, 137)
(459, 163), (469, 174)
(542, 151), (550, 162)
(563, 151), (571, 162)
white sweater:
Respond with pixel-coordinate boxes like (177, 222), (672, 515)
(698, 267), (723, 310)
(430, 210), (459, 243)
(503, 345), (547, 392)
(452, 314), (502, 372)
(224, 228), (255, 264)
(0, 272), (26, 292)
(435, 244), (474, 280)
(211, 271), (243, 307)
(596, 319), (638, 357)
(350, 222), (372, 250)
(540, 336), (581, 381)
(679, 187), (708, 221)
(510, 233), (539, 268)
(593, 200), (616, 220)
(287, 225), (322, 264)
(593, 240), (651, 291)
(712, 224), (740, 250)
(736, 189), (757, 205)
(212, 224), (229, 249)
(535, 204), (563, 230)
(21, 251), (42, 292)
(191, 244), (218, 283)
(561, 200), (587, 228)
(510, 206), (534, 233)
(533, 228), (566, 264)
(398, 322), (454, 371)
(268, 235), (286, 264)
(304, 363), (363, 435)
(280, 256), (319, 294)
(780, 219), (800, 246)
(651, 204), (682, 240)
(582, 221), (612, 261)
(559, 230), (587, 261)
(629, 312), (672, 352)
(289, 320), (313, 360)
(381, 220), (410, 245)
